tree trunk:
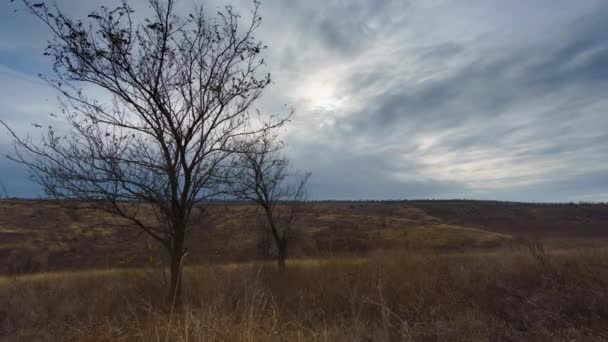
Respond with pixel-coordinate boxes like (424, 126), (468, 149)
(277, 238), (287, 272)
(168, 229), (185, 306)
(266, 210), (287, 271)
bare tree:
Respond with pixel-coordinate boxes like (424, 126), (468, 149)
(230, 132), (310, 271)
(1, 0), (286, 304)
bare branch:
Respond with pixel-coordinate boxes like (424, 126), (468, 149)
(228, 130), (310, 270)
(6, 0), (288, 303)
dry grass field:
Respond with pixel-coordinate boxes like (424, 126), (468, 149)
(1, 200), (608, 341)
(0, 200), (522, 274)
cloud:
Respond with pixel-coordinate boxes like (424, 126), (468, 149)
(271, 0), (608, 201)
(0, 65), (60, 197)
(1, 0), (607, 201)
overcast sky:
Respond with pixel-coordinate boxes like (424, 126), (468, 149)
(1, 0), (607, 201)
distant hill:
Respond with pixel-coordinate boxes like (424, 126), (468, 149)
(0, 200), (606, 274)
(406, 200), (608, 237)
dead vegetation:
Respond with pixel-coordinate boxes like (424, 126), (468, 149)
(2, 246), (608, 341)
(0, 201), (518, 274)
(1, 200), (607, 340)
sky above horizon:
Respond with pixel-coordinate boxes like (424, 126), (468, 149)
(1, 0), (607, 202)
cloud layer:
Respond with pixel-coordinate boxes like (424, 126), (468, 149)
(1, 0), (607, 201)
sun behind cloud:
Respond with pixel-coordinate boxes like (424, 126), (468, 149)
(296, 73), (348, 112)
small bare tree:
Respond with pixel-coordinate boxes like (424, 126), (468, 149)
(2, 0), (286, 304)
(230, 133), (310, 271)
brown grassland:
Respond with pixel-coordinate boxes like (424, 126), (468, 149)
(1, 200), (608, 341)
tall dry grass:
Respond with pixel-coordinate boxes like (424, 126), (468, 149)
(1, 247), (608, 341)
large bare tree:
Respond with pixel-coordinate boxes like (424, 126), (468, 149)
(230, 132), (309, 271)
(1, 0), (286, 304)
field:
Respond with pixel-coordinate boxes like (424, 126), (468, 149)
(1, 200), (608, 341)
